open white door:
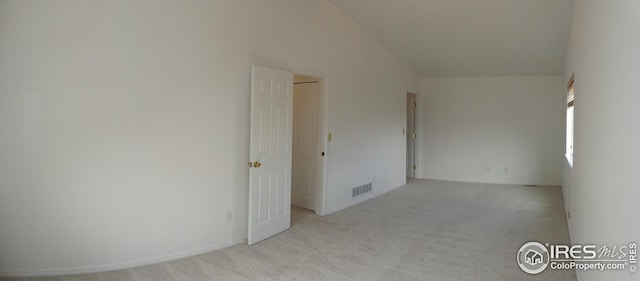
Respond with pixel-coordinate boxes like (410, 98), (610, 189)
(248, 65), (293, 245)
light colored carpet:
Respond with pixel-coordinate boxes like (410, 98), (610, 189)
(1, 179), (576, 281)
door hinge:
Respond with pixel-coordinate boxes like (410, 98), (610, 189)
(321, 152), (325, 156)
(413, 165), (416, 170)
(412, 133), (416, 139)
(414, 102), (417, 107)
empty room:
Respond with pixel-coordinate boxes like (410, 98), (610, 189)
(0, 1), (637, 281)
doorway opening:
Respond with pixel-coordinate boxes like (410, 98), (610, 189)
(291, 74), (325, 215)
(406, 93), (417, 179)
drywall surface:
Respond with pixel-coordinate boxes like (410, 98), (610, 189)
(0, 0), (418, 275)
(419, 77), (564, 185)
(563, 1), (640, 281)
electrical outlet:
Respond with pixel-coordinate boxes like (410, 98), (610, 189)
(226, 212), (233, 223)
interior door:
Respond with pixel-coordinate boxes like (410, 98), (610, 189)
(292, 81), (320, 211)
(248, 65), (293, 245)
(406, 93), (416, 178)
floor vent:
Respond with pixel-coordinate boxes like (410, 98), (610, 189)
(352, 183), (373, 198)
(525, 185), (538, 187)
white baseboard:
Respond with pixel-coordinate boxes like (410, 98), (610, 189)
(0, 237), (247, 277)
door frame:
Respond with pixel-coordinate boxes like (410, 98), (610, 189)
(406, 92), (419, 179)
(292, 68), (329, 216)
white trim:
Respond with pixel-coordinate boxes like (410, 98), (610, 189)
(0, 237), (246, 277)
(565, 153), (573, 167)
(318, 76), (330, 216)
(407, 92), (419, 179)
(413, 93), (420, 179)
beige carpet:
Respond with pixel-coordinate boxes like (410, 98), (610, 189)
(1, 179), (576, 281)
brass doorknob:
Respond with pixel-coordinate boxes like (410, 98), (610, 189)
(253, 161), (262, 168)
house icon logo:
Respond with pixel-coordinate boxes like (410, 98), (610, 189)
(517, 242), (549, 274)
(525, 249), (543, 265)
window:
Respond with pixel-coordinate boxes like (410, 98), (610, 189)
(566, 75), (575, 164)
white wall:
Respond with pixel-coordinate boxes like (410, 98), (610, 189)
(0, 0), (419, 275)
(563, 1), (640, 281)
(419, 77), (564, 185)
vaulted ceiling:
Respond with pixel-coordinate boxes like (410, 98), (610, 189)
(329, 0), (574, 77)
